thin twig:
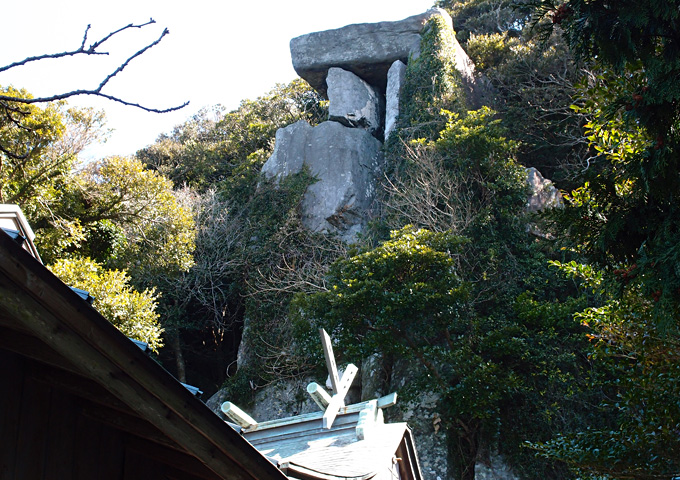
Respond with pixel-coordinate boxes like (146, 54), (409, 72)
(0, 20), (188, 113)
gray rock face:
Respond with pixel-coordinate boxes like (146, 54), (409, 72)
(385, 60), (406, 140)
(526, 167), (563, 212)
(327, 68), (384, 137)
(475, 453), (520, 480)
(262, 120), (383, 242)
(261, 120), (312, 178)
(388, 358), (449, 480)
(206, 377), (320, 424)
(290, 8), (451, 95)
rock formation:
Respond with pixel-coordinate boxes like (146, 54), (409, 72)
(385, 60), (406, 140)
(327, 67), (384, 137)
(262, 7), (478, 242)
(220, 9), (562, 480)
(262, 120), (383, 241)
(526, 167), (563, 212)
(290, 10), (436, 95)
(290, 8), (476, 96)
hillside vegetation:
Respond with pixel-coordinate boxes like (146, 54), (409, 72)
(2, 1), (679, 479)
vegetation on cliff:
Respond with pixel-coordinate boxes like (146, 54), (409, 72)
(2, 2), (679, 479)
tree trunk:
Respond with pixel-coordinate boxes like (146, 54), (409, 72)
(168, 328), (187, 383)
(451, 419), (481, 480)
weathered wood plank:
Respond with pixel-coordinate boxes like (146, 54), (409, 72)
(14, 378), (51, 480)
(74, 408), (104, 480)
(27, 360), (137, 417)
(0, 326), (82, 376)
(81, 402), (183, 452)
(43, 388), (77, 479)
(125, 436), (221, 480)
(97, 425), (125, 480)
(0, 349), (23, 480)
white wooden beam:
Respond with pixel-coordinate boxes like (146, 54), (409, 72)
(322, 363), (358, 429)
(319, 328), (340, 394)
(307, 382), (332, 410)
(221, 401), (257, 428)
(377, 392), (398, 409)
(356, 399), (379, 440)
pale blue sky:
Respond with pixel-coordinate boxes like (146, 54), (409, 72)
(0, 0), (434, 160)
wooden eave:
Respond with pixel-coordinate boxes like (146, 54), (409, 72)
(0, 230), (288, 480)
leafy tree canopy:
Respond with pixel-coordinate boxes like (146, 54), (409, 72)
(527, 1), (680, 289)
(49, 256), (163, 352)
(521, 1), (680, 477)
(35, 155), (195, 284)
(293, 225), (592, 480)
(0, 86), (106, 210)
(137, 79), (327, 192)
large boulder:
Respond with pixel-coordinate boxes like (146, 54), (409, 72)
(526, 167), (563, 212)
(262, 120), (384, 242)
(327, 67), (384, 137)
(290, 8), (451, 95)
(384, 60), (406, 140)
(261, 120), (312, 178)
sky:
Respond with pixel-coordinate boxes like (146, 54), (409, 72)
(0, 0), (434, 160)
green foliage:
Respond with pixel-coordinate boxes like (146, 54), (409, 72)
(465, 33), (513, 71)
(230, 170), (347, 386)
(49, 257), (163, 352)
(0, 87), (66, 207)
(530, 0), (680, 107)
(548, 65), (680, 323)
(464, 29), (585, 186)
(527, 262), (680, 479)
(293, 227), (469, 358)
(519, 2), (680, 477)
(293, 227), (591, 480)
(137, 79), (327, 192)
(436, 0), (532, 42)
(36, 156), (195, 283)
(0, 87), (108, 213)
(389, 15), (465, 152)
(382, 106), (528, 243)
(131, 79), (330, 392)
(360, 24), (599, 470)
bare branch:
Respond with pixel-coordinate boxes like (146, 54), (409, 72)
(94, 26), (168, 94)
(0, 19), (156, 73)
(88, 19), (156, 51)
(0, 20), (188, 113)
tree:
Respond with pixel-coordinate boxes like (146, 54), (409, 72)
(294, 227), (592, 480)
(0, 88), (108, 205)
(525, 1), (680, 308)
(436, 0), (533, 42)
(49, 256), (163, 352)
(0, 86), (68, 205)
(35, 155), (195, 283)
(150, 189), (248, 383)
(131, 79), (333, 391)
(434, 0), (588, 187)
(519, 1), (680, 477)
(528, 261), (680, 479)
(0, 85), (110, 237)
